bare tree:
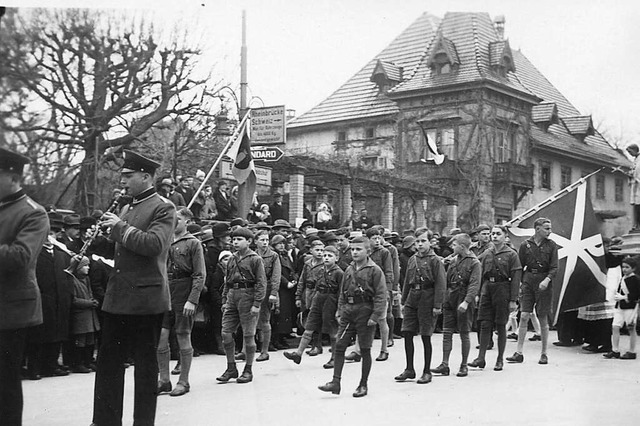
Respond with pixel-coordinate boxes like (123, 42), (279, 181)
(1, 8), (218, 213)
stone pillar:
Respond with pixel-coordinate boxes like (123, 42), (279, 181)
(382, 190), (393, 230)
(289, 168), (305, 227)
(415, 197), (427, 229)
(340, 181), (352, 227)
(444, 201), (458, 234)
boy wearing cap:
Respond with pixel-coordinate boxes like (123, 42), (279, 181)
(0, 147), (49, 425)
(92, 150), (176, 426)
(295, 239), (325, 355)
(284, 245), (343, 368)
(318, 236), (387, 397)
(254, 229), (281, 362)
(157, 207), (206, 396)
(216, 228), (267, 383)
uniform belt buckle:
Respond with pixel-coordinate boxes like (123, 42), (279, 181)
(347, 296), (354, 304)
(489, 277), (495, 282)
(413, 284), (421, 290)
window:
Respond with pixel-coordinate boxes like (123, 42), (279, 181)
(423, 127), (455, 161)
(615, 177), (624, 202)
(361, 156), (386, 169)
(539, 161), (551, 189)
(595, 174), (605, 199)
(364, 127), (375, 139)
(560, 166), (572, 189)
(433, 53), (451, 75)
(337, 131), (347, 142)
(496, 132), (508, 162)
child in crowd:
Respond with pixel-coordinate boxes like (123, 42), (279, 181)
(66, 255), (100, 373)
(604, 255), (640, 360)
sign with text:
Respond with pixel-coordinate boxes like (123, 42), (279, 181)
(251, 105), (286, 145)
(221, 160), (272, 187)
(251, 146), (284, 162)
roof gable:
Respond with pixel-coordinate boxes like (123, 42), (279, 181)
(531, 102), (558, 124)
(489, 39), (515, 73)
(426, 32), (460, 69)
(561, 116), (595, 137)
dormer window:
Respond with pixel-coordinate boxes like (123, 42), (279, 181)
(489, 40), (516, 77)
(370, 60), (403, 93)
(426, 34), (459, 76)
(561, 116), (595, 142)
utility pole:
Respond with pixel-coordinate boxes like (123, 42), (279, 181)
(237, 9), (251, 220)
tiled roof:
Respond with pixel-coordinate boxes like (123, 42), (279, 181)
(531, 124), (628, 167)
(531, 102), (557, 123)
(390, 13), (533, 97)
(373, 60), (403, 82)
(288, 13), (441, 129)
(562, 116), (593, 135)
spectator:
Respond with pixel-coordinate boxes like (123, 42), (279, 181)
(270, 193), (287, 221)
(175, 176), (195, 205)
(159, 178), (186, 207)
(316, 203), (332, 230)
(200, 185), (218, 220)
(213, 181), (233, 221)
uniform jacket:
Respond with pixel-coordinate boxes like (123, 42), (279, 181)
(518, 236), (559, 282)
(478, 244), (522, 302)
(0, 190), (48, 329)
(445, 252), (481, 306)
(296, 258), (324, 301)
(369, 245), (394, 291)
(384, 242), (401, 290)
(401, 249), (446, 308)
(222, 249), (267, 309)
(257, 246), (281, 299)
(68, 273), (100, 335)
(317, 263), (344, 293)
(617, 274), (640, 309)
(102, 188), (176, 315)
(168, 233), (206, 307)
(36, 246), (72, 342)
(338, 258), (387, 322)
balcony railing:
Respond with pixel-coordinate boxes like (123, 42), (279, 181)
(493, 162), (534, 189)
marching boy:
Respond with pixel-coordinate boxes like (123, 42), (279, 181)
(318, 236), (387, 398)
(284, 245), (344, 368)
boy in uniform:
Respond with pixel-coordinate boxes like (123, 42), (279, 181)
(295, 239), (325, 355)
(216, 228), (267, 383)
(394, 228), (446, 384)
(157, 207), (206, 396)
(432, 233), (481, 378)
(255, 229), (281, 362)
(318, 237), (387, 398)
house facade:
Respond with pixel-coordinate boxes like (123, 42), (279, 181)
(284, 12), (631, 236)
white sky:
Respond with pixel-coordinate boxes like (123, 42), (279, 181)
(6, 0), (640, 145)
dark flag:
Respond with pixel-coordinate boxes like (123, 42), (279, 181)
(507, 177), (607, 323)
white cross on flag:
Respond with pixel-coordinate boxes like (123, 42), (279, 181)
(507, 177), (607, 323)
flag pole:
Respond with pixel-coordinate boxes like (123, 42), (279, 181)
(187, 112), (250, 210)
(507, 167), (605, 226)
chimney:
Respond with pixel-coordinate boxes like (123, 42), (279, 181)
(494, 15), (505, 40)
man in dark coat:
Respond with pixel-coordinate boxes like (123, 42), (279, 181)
(59, 214), (82, 254)
(213, 180), (233, 220)
(0, 148), (49, 425)
(91, 150), (176, 426)
(270, 193), (287, 221)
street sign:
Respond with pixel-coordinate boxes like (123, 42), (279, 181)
(251, 105), (286, 145)
(221, 160), (272, 187)
(251, 146), (284, 162)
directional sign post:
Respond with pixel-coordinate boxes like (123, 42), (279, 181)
(251, 105), (286, 145)
(251, 146), (284, 162)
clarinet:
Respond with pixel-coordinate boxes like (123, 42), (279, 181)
(77, 191), (125, 258)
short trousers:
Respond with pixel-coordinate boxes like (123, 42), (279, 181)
(222, 288), (259, 336)
(336, 303), (375, 349)
(443, 290), (474, 333)
(162, 308), (195, 334)
(258, 286), (273, 326)
(612, 307), (638, 328)
(305, 292), (338, 334)
(519, 275), (552, 317)
(477, 281), (510, 325)
(402, 288), (436, 336)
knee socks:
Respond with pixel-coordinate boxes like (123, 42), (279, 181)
(178, 348), (193, 385)
(223, 335), (236, 365)
(261, 324), (272, 355)
(478, 321), (493, 360)
(403, 331), (414, 371)
(442, 331), (453, 365)
(421, 335), (432, 373)
(332, 348), (346, 382)
(359, 348), (372, 387)
(157, 345), (171, 383)
(496, 325), (507, 361)
(244, 335), (257, 366)
(460, 331), (470, 365)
